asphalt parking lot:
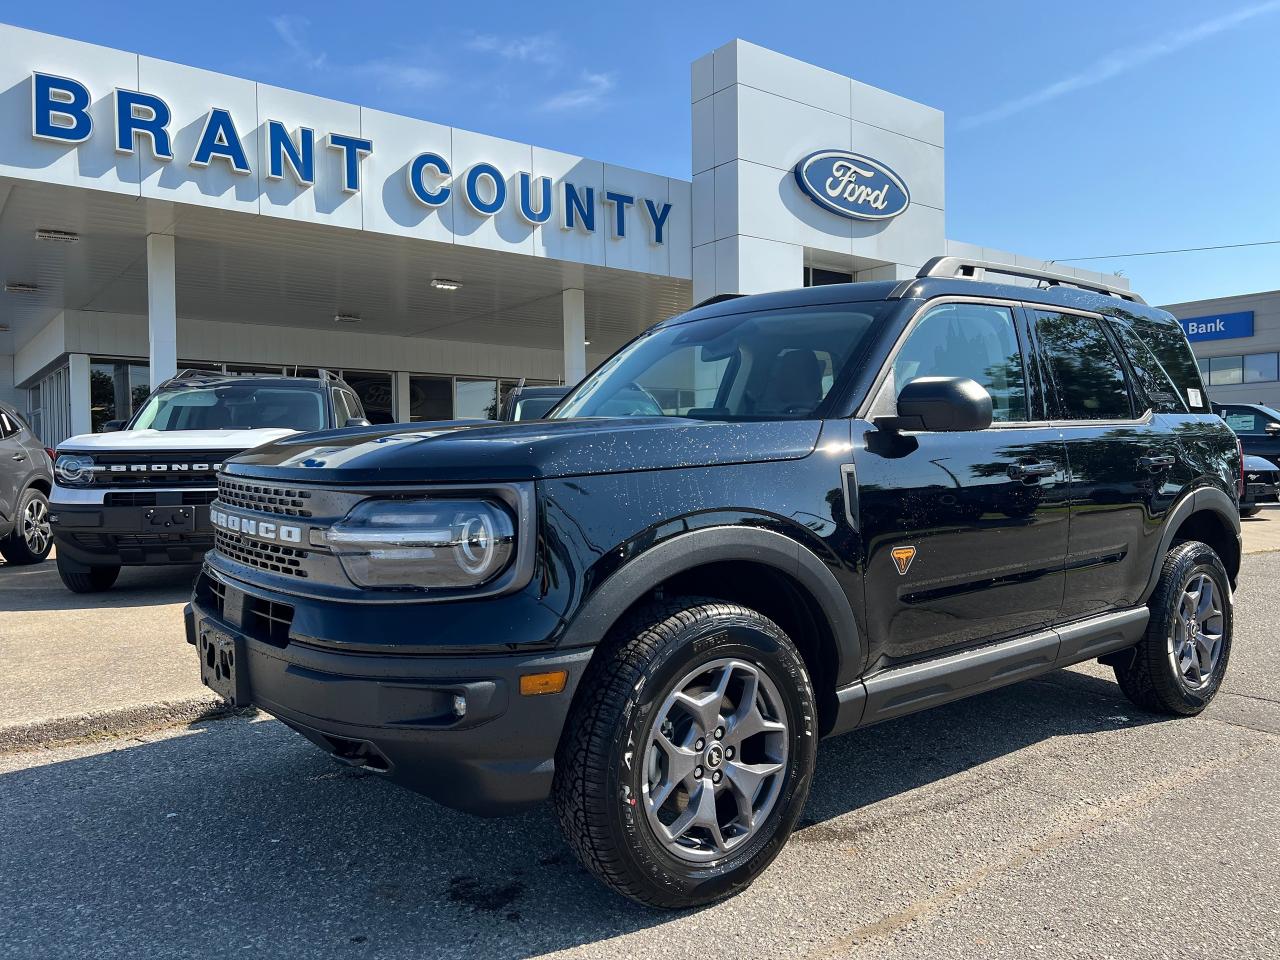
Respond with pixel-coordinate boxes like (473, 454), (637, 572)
(2, 540), (1279, 958)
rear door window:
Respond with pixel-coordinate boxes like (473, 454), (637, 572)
(1106, 319), (1187, 413)
(1035, 312), (1135, 421)
(1127, 316), (1208, 411)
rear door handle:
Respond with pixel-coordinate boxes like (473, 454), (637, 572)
(10, 453), (25, 462)
(1138, 455), (1176, 471)
(1006, 462), (1057, 480)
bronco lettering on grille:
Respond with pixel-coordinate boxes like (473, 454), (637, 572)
(210, 508), (303, 544)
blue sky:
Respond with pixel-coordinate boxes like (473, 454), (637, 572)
(7, 0), (1280, 305)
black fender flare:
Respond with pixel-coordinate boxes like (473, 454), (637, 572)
(1140, 486), (1241, 602)
(556, 525), (863, 685)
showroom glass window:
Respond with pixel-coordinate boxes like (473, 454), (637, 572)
(408, 375), (453, 421)
(340, 371), (395, 424)
(90, 359), (149, 432)
(1034, 313), (1135, 420)
(455, 379), (499, 420)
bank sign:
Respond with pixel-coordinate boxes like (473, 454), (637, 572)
(793, 150), (910, 221)
(1179, 311), (1254, 342)
(26, 72), (675, 246)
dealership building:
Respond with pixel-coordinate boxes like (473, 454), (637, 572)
(2, 22), (1139, 444)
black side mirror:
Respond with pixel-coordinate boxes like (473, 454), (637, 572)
(101, 420), (126, 433)
(1265, 422), (1280, 435)
(344, 417), (372, 428)
(876, 377), (994, 433)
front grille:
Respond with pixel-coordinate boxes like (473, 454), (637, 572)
(105, 491), (215, 507)
(214, 529), (309, 578)
(204, 574), (228, 619)
(218, 478), (314, 518)
(246, 596), (294, 646)
(196, 574), (293, 646)
(87, 451), (240, 488)
(106, 492), (157, 507)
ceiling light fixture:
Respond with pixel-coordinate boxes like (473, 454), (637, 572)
(35, 228), (80, 243)
(334, 313), (361, 324)
(430, 278), (462, 292)
(4, 281), (39, 294)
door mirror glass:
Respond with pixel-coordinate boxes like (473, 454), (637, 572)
(879, 377), (993, 432)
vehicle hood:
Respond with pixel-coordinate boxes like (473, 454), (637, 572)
(58, 428), (300, 453)
(224, 417), (825, 484)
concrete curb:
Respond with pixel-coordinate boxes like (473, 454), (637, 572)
(0, 697), (255, 753)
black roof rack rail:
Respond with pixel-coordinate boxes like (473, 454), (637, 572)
(693, 293), (746, 309)
(916, 256), (1146, 305)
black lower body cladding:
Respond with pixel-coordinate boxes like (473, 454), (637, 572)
(186, 574), (593, 816)
(51, 500), (213, 567)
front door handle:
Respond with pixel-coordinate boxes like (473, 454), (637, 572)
(1006, 462), (1057, 481)
(1138, 455), (1176, 471)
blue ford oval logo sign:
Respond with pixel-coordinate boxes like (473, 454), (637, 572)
(794, 150), (910, 221)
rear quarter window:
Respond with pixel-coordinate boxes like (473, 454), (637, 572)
(1116, 315), (1208, 413)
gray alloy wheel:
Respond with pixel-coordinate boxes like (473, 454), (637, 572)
(22, 495), (51, 556)
(641, 658), (789, 863)
(1168, 572), (1225, 692)
(1112, 540), (1232, 716)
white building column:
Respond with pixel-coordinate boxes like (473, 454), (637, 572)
(562, 288), (586, 386)
(147, 233), (178, 383)
(68, 353), (91, 437)
(393, 371), (411, 423)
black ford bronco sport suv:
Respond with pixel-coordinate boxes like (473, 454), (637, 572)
(188, 257), (1241, 908)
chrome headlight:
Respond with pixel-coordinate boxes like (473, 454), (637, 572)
(55, 453), (96, 485)
(325, 498), (516, 590)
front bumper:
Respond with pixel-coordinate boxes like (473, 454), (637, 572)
(50, 497), (213, 567)
(186, 571), (592, 816)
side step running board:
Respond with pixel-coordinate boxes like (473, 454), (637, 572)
(829, 607), (1149, 736)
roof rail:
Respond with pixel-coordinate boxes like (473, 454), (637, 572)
(916, 256), (1146, 305)
(693, 292), (746, 309)
(169, 368), (210, 382)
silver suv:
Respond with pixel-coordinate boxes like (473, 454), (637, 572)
(0, 402), (54, 565)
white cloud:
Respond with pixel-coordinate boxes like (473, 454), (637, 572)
(466, 33), (559, 66)
(269, 15), (442, 92)
(959, 0), (1280, 129)
(355, 61), (444, 92)
(270, 14), (326, 70)
(540, 72), (615, 112)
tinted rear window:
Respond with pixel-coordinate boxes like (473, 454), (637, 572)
(1121, 316), (1207, 412)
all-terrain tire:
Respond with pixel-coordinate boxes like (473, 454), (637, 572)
(56, 553), (121, 593)
(553, 597), (817, 909)
(1113, 540), (1232, 716)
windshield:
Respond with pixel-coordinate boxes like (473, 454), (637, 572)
(129, 384), (327, 432)
(552, 302), (889, 420)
